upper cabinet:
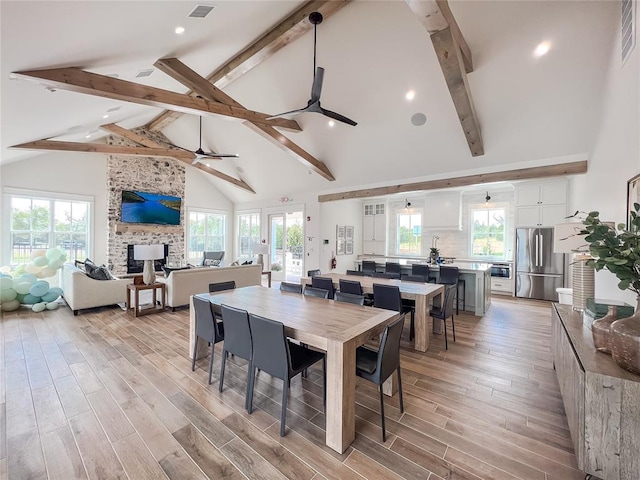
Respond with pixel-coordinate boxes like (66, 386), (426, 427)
(515, 181), (568, 227)
(423, 192), (462, 229)
(362, 202), (386, 255)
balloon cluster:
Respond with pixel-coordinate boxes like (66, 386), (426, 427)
(0, 248), (66, 312)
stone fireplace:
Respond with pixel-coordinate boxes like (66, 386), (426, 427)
(106, 131), (186, 276)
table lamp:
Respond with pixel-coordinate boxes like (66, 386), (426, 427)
(553, 222), (593, 311)
(133, 244), (165, 285)
(254, 243), (270, 266)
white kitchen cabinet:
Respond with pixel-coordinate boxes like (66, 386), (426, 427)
(515, 181), (567, 227)
(423, 192), (461, 229)
(362, 202), (386, 255)
(491, 277), (513, 295)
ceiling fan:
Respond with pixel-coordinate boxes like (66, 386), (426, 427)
(267, 11), (357, 127)
(170, 116), (239, 164)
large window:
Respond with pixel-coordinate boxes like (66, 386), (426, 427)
(237, 213), (260, 257)
(396, 210), (422, 255)
(470, 205), (506, 258)
(188, 210), (226, 261)
(9, 194), (90, 264)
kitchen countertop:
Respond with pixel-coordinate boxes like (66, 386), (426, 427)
(356, 257), (491, 272)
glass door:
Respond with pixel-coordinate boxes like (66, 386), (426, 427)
(269, 211), (304, 282)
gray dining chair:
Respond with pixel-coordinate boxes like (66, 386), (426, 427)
(247, 313), (325, 436)
(192, 296), (224, 384)
(430, 284), (457, 350)
(219, 304), (253, 409)
(311, 276), (335, 299)
(303, 286), (329, 299)
(280, 282), (302, 293)
(335, 291), (365, 305)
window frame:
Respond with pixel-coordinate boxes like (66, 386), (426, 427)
(236, 211), (261, 259)
(394, 207), (423, 256)
(4, 187), (94, 266)
(186, 207), (227, 263)
(468, 202), (509, 261)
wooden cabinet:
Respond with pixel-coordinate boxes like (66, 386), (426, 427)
(362, 202), (386, 255)
(490, 277), (512, 295)
(515, 181), (567, 227)
(551, 304), (640, 479)
(423, 192), (461, 229)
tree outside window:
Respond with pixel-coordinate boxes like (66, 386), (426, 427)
(470, 206), (506, 258)
(189, 211), (226, 261)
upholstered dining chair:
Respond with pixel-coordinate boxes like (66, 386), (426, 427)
(192, 296), (224, 384)
(307, 269), (321, 277)
(247, 313), (326, 436)
(438, 266), (465, 314)
(339, 279), (363, 295)
(429, 284), (457, 350)
(362, 260), (377, 276)
(280, 282), (303, 294)
(311, 276), (335, 299)
(372, 283), (415, 340)
(384, 262), (401, 279)
(335, 291), (365, 305)
(303, 286), (329, 299)
(355, 314), (405, 442)
(219, 304), (253, 409)
(346, 269), (364, 276)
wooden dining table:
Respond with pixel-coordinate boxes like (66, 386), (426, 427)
(189, 285), (399, 454)
(301, 273), (444, 352)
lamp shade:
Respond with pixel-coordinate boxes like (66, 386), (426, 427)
(553, 223), (588, 253)
(254, 243), (270, 255)
(133, 244), (165, 261)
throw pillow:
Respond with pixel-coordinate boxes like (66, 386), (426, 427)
(74, 259), (85, 269)
(84, 258), (97, 274)
(162, 265), (190, 276)
(87, 265), (113, 281)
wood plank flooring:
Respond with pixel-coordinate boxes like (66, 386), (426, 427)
(0, 295), (586, 480)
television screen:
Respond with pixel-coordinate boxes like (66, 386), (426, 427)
(121, 190), (181, 225)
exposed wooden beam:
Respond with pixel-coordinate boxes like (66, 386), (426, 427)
(405, 0), (483, 157)
(11, 139), (194, 160)
(154, 57), (335, 181)
(100, 123), (165, 149)
(147, 0), (351, 132)
(317, 161), (588, 202)
(12, 137), (256, 194)
(12, 68), (302, 132)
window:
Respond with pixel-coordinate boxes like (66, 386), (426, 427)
(188, 210), (226, 261)
(470, 205), (507, 258)
(9, 194), (90, 265)
(237, 213), (260, 257)
(396, 210), (422, 255)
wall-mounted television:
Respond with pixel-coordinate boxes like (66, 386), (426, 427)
(121, 190), (181, 225)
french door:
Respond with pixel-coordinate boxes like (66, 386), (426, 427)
(268, 211), (304, 282)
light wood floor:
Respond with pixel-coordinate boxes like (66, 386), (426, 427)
(0, 295), (586, 480)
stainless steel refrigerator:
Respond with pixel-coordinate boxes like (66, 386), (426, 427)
(515, 227), (564, 301)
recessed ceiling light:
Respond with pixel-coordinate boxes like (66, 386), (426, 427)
(405, 90), (416, 101)
(534, 41), (551, 57)
(102, 114), (109, 119)
(135, 69), (154, 78)
(175, 26), (185, 35)
(328, 120), (335, 127)
(85, 133), (92, 139)
(206, 163), (210, 167)
(411, 113), (427, 126)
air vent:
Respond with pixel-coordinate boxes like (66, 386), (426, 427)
(135, 69), (154, 78)
(622, 0), (636, 64)
(188, 5), (215, 18)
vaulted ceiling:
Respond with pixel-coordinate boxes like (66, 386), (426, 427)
(1, 1), (618, 203)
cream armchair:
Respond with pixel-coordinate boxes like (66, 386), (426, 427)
(61, 263), (132, 315)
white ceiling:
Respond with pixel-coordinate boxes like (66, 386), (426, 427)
(0, 1), (619, 203)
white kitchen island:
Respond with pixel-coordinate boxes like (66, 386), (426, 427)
(355, 257), (492, 316)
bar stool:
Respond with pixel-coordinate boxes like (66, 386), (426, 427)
(438, 266), (465, 314)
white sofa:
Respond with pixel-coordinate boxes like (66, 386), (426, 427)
(61, 263), (133, 315)
(162, 263), (262, 309)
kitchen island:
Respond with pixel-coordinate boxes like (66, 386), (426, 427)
(355, 256), (492, 316)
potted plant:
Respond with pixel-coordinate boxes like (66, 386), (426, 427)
(429, 247), (439, 264)
(580, 204), (640, 374)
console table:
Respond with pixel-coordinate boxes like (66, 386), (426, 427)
(551, 304), (640, 480)
(126, 283), (166, 317)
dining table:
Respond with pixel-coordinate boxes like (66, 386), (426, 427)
(301, 273), (444, 352)
(189, 285), (399, 454)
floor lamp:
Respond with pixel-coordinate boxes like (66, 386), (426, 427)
(134, 244), (165, 285)
(553, 223), (593, 311)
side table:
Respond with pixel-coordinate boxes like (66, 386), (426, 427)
(262, 271), (272, 288)
(126, 283), (166, 317)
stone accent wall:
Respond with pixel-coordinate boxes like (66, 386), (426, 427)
(106, 130), (186, 276)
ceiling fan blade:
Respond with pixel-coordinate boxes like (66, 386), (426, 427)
(266, 106), (311, 121)
(201, 152), (239, 158)
(310, 67), (324, 103)
(320, 107), (358, 126)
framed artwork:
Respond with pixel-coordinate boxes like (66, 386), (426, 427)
(345, 226), (354, 240)
(627, 173), (640, 228)
(336, 240), (345, 255)
(337, 225), (345, 240)
(345, 241), (354, 255)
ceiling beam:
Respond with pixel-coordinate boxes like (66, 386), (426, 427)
(100, 123), (166, 149)
(11, 68), (302, 132)
(317, 161), (588, 202)
(12, 137), (255, 194)
(405, 0), (483, 157)
(154, 57), (335, 181)
(147, 0), (351, 132)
